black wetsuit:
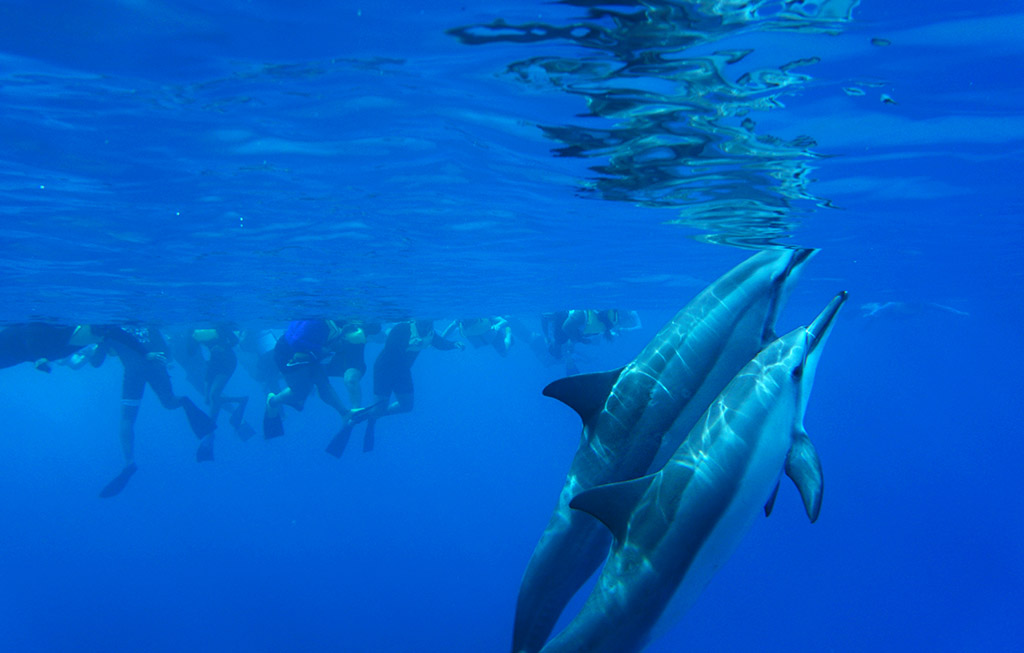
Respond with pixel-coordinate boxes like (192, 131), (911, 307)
(324, 322), (380, 378)
(373, 323), (457, 397)
(93, 326), (178, 407)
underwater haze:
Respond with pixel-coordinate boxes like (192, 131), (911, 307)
(1, 1), (1022, 652)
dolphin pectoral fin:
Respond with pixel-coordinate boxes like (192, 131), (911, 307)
(764, 481), (781, 517)
(569, 473), (656, 542)
(785, 431), (823, 523)
(542, 367), (625, 427)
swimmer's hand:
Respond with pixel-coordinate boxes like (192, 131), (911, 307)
(286, 352), (315, 367)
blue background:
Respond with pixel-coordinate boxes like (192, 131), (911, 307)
(1, 1), (1022, 651)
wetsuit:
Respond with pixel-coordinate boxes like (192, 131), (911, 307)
(373, 322), (457, 398)
(92, 326), (181, 408)
(324, 322), (381, 378)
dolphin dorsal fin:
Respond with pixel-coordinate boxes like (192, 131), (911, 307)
(785, 431), (824, 523)
(569, 474), (656, 542)
(542, 367), (625, 428)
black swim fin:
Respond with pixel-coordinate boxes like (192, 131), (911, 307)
(325, 423), (352, 458)
(196, 434), (215, 463)
(362, 420), (376, 453)
(181, 397), (216, 437)
(229, 397), (248, 430)
(99, 463), (138, 498)
(235, 421), (255, 442)
(264, 412), (284, 439)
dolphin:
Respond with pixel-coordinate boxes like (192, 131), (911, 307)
(513, 248), (815, 653)
(540, 291), (847, 653)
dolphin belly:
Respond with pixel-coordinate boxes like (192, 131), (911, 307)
(649, 429), (791, 643)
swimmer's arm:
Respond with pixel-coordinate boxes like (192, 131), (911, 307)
(431, 333), (464, 351)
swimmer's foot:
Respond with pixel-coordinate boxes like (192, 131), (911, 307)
(99, 462), (138, 498)
(264, 393), (284, 439)
(264, 392), (280, 418)
(348, 400), (384, 425)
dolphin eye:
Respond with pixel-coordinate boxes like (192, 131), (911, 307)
(792, 364), (804, 380)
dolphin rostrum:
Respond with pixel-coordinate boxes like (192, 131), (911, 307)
(513, 249), (815, 653)
(540, 291), (847, 653)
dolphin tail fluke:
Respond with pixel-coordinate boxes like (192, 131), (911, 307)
(542, 367), (625, 427)
(569, 473), (658, 542)
(785, 431), (823, 522)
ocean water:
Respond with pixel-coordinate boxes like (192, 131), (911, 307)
(1, 1), (1021, 651)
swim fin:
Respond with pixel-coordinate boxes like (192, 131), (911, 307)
(99, 463), (138, 498)
(229, 397), (248, 430)
(325, 423), (352, 458)
(196, 433), (215, 463)
(264, 412), (284, 439)
(362, 420), (376, 453)
(235, 421), (255, 442)
(181, 397), (216, 437)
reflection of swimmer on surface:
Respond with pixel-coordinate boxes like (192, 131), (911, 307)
(442, 316), (513, 356)
(0, 323), (99, 373)
(192, 325), (254, 442)
(326, 319), (463, 458)
(323, 320), (381, 412)
(91, 325), (217, 498)
(263, 320), (350, 440)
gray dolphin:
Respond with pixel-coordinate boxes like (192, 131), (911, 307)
(541, 291), (847, 653)
(513, 248), (815, 653)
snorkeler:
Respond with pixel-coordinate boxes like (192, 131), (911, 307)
(325, 319), (463, 458)
(262, 320), (351, 440)
(323, 320), (381, 412)
(192, 325), (254, 443)
(91, 325), (217, 498)
(541, 309), (623, 374)
(442, 316), (513, 356)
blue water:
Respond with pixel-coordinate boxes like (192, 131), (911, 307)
(1, 1), (1022, 651)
